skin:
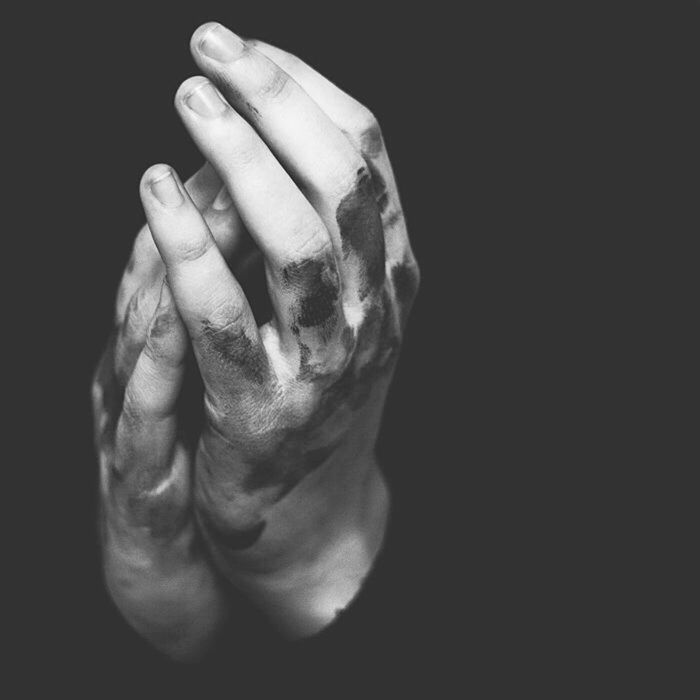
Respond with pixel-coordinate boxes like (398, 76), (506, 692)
(92, 23), (420, 656)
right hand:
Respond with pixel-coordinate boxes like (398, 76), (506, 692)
(92, 166), (251, 661)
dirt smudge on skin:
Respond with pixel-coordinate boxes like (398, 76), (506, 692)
(281, 256), (340, 342)
(391, 260), (420, 313)
(336, 167), (385, 298)
(367, 160), (389, 214)
(226, 292), (401, 501)
(201, 321), (268, 385)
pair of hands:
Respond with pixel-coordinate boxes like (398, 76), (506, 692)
(92, 22), (419, 660)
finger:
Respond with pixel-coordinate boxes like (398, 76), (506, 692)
(139, 164), (271, 400)
(174, 79), (347, 369)
(189, 23), (385, 303)
(112, 280), (190, 538)
(249, 40), (421, 319)
(116, 162), (247, 325)
(114, 286), (158, 386)
(118, 281), (187, 457)
(114, 164), (250, 391)
(249, 43), (399, 225)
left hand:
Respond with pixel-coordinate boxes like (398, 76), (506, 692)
(92, 279), (228, 660)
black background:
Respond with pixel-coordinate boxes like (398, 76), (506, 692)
(8, 1), (698, 694)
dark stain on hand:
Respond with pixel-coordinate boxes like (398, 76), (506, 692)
(391, 260), (421, 313)
(336, 167), (386, 297)
(201, 321), (268, 385)
(297, 340), (314, 381)
(148, 306), (176, 339)
(282, 256), (340, 342)
(235, 294), (400, 501)
(320, 291), (401, 411)
(367, 160), (389, 214)
(243, 440), (341, 496)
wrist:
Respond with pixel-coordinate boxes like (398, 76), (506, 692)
(221, 456), (390, 637)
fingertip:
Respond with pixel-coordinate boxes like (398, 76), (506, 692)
(141, 164), (186, 209)
(141, 163), (174, 189)
(175, 76), (210, 107)
(176, 75), (229, 120)
(190, 21), (222, 55)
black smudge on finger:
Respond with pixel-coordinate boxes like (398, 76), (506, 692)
(201, 321), (268, 385)
(391, 260), (420, 312)
(367, 160), (389, 214)
(321, 293), (401, 411)
(336, 168), (386, 298)
(297, 341), (314, 380)
(243, 299), (401, 498)
(281, 256), (340, 342)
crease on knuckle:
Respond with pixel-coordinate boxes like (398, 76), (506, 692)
(283, 222), (332, 264)
(256, 64), (292, 101)
(207, 295), (248, 330)
(173, 236), (213, 263)
(142, 334), (181, 370)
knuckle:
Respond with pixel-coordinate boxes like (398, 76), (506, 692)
(123, 287), (144, 320)
(256, 64), (292, 101)
(333, 158), (374, 202)
(354, 110), (384, 157)
(141, 332), (178, 369)
(283, 218), (332, 264)
(204, 297), (248, 333)
(173, 235), (213, 263)
(119, 287), (151, 336)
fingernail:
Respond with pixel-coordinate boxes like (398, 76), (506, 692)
(212, 186), (233, 210)
(199, 24), (245, 62)
(185, 81), (228, 117)
(150, 169), (184, 207)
